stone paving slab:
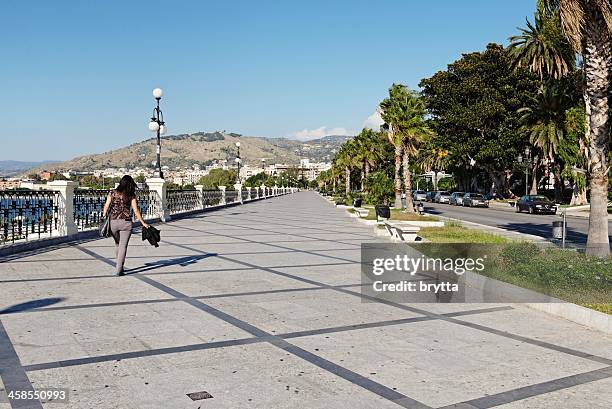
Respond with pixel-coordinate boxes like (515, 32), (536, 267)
(0, 191), (611, 408)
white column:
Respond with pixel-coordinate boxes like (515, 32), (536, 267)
(234, 183), (243, 204)
(218, 185), (226, 205)
(194, 184), (205, 210)
(254, 186), (260, 199)
(146, 177), (171, 222)
(260, 184), (266, 198)
(246, 187), (252, 200)
(47, 180), (79, 236)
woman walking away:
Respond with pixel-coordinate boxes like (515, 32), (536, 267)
(102, 175), (150, 276)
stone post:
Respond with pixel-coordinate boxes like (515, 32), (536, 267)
(234, 183), (243, 204)
(146, 177), (171, 222)
(254, 186), (259, 199)
(47, 180), (78, 236)
(218, 185), (226, 205)
(194, 184), (205, 210)
(259, 184), (266, 198)
(246, 187), (252, 201)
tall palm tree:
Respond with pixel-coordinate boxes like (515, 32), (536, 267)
(354, 129), (386, 190)
(513, 0), (611, 255)
(509, 5), (575, 80)
(335, 139), (359, 198)
(518, 84), (571, 201)
(380, 84), (430, 212)
(549, 0), (611, 255)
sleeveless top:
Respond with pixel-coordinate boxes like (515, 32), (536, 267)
(109, 191), (133, 221)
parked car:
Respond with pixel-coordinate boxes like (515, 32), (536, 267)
(515, 195), (557, 214)
(449, 192), (465, 206)
(463, 193), (489, 208)
(434, 191), (451, 204)
(425, 191), (438, 202)
(413, 190), (427, 201)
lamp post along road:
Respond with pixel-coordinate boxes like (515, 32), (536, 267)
(149, 87), (167, 179)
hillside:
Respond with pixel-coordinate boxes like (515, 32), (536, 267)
(26, 132), (352, 173)
(0, 160), (58, 177)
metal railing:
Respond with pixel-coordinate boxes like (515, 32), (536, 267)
(225, 190), (239, 203)
(167, 189), (200, 214)
(0, 190), (60, 244)
(202, 190), (223, 207)
(1, 183), (295, 248)
(73, 189), (162, 231)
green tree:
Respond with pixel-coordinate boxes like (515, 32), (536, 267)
(134, 175), (146, 183)
(364, 171), (394, 205)
(420, 44), (539, 197)
(518, 83), (574, 200)
(380, 84), (430, 211)
(197, 168), (237, 189)
(334, 139), (360, 198)
(541, 0), (611, 255)
(245, 172), (268, 187)
(509, 4), (575, 80)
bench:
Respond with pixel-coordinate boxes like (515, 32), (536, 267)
(354, 208), (369, 218)
(384, 222), (421, 242)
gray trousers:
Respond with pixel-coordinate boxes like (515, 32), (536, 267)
(110, 219), (132, 273)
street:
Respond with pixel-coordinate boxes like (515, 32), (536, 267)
(422, 201), (612, 247)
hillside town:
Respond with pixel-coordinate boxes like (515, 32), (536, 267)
(0, 158), (331, 190)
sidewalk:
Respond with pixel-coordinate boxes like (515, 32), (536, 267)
(1, 192), (611, 408)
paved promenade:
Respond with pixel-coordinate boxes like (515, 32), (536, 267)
(1, 192), (611, 408)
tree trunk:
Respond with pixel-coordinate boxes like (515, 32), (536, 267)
(433, 169), (438, 191)
(584, 3), (611, 256)
(403, 150), (415, 213)
(394, 144), (403, 209)
(360, 161), (365, 191)
(570, 182), (588, 206)
(365, 161), (370, 179)
(345, 166), (351, 198)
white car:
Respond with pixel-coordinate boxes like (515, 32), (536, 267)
(413, 190), (427, 201)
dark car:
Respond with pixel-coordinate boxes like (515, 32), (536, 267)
(515, 195), (557, 214)
(449, 192), (465, 206)
(463, 193), (489, 207)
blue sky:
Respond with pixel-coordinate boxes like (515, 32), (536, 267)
(2, 0), (536, 161)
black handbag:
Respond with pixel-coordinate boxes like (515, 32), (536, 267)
(99, 201), (113, 238)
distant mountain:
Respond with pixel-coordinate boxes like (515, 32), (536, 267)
(23, 132), (352, 174)
(0, 160), (59, 177)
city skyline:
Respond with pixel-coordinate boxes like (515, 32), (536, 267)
(2, 0), (535, 161)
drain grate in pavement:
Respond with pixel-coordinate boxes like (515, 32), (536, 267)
(187, 391), (213, 401)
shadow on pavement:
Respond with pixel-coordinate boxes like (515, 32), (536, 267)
(0, 297), (65, 314)
(125, 254), (217, 275)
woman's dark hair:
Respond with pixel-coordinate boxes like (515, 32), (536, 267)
(116, 175), (137, 200)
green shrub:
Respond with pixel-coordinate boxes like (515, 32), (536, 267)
(364, 171), (394, 205)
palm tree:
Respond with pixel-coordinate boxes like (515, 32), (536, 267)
(519, 84), (572, 201)
(548, 0), (611, 255)
(418, 146), (449, 191)
(509, 5), (575, 80)
(335, 139), (359, 199)
(354, 129), (386, 190)
(513, 0), (611, 255)
(380, 84), (430, 212)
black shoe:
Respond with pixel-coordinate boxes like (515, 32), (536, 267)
(116, 270), (125, 276)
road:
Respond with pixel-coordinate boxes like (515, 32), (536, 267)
(421, 201), (612, 247)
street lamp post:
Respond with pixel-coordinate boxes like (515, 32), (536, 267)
(235, 142), (241, 183)
(148, 88), (167, 178)
(518, 146), (531, 196)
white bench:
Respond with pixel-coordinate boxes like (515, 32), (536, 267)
(384, 222), (421, 242)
